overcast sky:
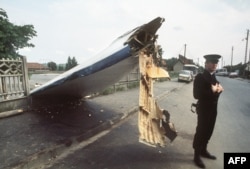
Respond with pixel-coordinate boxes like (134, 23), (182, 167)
(1, 0), (250, 67)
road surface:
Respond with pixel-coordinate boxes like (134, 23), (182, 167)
(44, 77), (250, 169)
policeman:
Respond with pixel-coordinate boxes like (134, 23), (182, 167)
(193, 54), (224, 168)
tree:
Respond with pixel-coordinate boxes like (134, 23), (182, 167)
(47, 61), (57, 71)
(65, 56), (78, 70)
(0, 8), (37, 59)
(71, 56), (78, 67)
(224, 62), (246, 76)
(58, 64), (65, 71)
(65, 57), (72, 70)
(164, 57), (178, 71)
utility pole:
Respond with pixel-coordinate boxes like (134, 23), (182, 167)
(248, 48), (250, 73)
(184, 44), (187, 59)
(231, 46), (234, 72)
(221, 56), (223, 68)
(244, 29), (249, 77)
(249, 48), (250, 63)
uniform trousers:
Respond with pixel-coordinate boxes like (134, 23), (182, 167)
(193, 102), (217, 151)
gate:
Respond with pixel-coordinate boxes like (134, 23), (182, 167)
(0, 56), (29, 102)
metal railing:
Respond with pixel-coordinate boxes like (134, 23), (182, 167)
(0, 56), (30, 102)
(114, 67), (140, 88)
(107, 67), (140, 92)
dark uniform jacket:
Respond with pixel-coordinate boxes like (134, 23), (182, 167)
(193, 70), (221, 111)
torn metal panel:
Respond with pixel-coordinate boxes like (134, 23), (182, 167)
(138, 50), (176, 147)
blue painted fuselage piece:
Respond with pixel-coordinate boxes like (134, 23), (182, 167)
(30, 17), (164, 98)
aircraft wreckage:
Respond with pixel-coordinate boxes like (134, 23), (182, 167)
(30, 17), (177, 147)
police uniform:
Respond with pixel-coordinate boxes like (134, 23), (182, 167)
(193, 54), (222, 168)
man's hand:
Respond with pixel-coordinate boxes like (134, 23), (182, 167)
(211, 83), (224, 93)
(211, 84), (218, 93)
(217, 84), (224, 93)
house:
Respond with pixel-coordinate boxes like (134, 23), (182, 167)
(27, 62), (49, 72)
(173, 55), (194, 72)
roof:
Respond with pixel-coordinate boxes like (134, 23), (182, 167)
(178, 55), (194, 64)
(27, 63), (48, 69)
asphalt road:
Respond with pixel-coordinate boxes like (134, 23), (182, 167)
(43, 77), (250, 169)
(215, 77), (250, 153)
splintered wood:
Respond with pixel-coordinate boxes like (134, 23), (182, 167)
(138, 51), (170, 147)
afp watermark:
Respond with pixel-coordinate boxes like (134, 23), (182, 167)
(224, 153), (250, 169)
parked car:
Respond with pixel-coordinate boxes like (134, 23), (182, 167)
(229, 72), (238, 78)
(215, 68), (228, 76)
(178, 70), (193, 83)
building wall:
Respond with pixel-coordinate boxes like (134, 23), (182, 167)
(173, 61), (184, 72)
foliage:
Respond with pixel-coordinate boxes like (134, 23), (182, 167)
(101, 87), (115, 95)
(65, 56), (78, 70)
(163, 57), (178, 71)
(57, 64), (65, 71)
(0, 8), (37, 59)
(127, 81), (139, 89)
(158, 45), (163, 57)
(47, 61), (57, 71)
(224, 62), (243, 72)
(197, 66), (204, 73)
(224, 62), (249, 76)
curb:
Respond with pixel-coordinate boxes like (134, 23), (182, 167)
(0, 109), (24, 119)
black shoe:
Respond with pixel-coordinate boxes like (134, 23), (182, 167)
(200, 150), (216, 160)
(194, 156), (205, 168)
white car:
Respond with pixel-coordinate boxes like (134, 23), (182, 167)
(229, 72), (238, 78)
(178, 70), (193, 83)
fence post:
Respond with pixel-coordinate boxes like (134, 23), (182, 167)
(21, 56), (30, 96)
(126, 73), (129, 89)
